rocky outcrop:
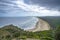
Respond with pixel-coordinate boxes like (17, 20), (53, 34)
(26, 18), (50, 32)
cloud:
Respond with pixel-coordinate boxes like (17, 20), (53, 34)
(0, 0), (25, 17)
(0, 0), (17, 14)
(16, 0), (60, 16)
(28, 0), (60, 11)
(0, 0), (60, 16)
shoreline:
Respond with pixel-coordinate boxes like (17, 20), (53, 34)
(26, 18), (50, 32)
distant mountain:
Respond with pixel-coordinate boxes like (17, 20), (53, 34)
(38, 16), (60, 29)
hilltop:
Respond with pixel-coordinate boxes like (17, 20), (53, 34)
(0, 24), (53, 40)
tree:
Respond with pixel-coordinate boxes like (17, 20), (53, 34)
(55, 25), (60, 40)
(13, 32), (20, 38)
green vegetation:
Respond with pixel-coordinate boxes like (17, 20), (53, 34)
(55, 25), (60, 40)
(0, 24), (60, 40)
(0, 24), (54, 40)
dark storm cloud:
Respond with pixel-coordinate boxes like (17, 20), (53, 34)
(24, 0), (60, 11)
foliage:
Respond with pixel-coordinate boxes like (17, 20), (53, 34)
(0, 24), (54, 40)
(55, 25), (60, 40)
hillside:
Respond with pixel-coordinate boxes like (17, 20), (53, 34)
(0, 24), (53, 40)
(0, 29), (10, 40)
(0, 25), (25, 40)
(38, 16), (60, 29)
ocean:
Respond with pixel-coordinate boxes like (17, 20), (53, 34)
(0, 17), (38, 30)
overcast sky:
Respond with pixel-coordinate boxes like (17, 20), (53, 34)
(0, 0), (60, 17)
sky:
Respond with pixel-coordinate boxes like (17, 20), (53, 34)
(0, 0), (60, 29)
(0, 0), (60, 17)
